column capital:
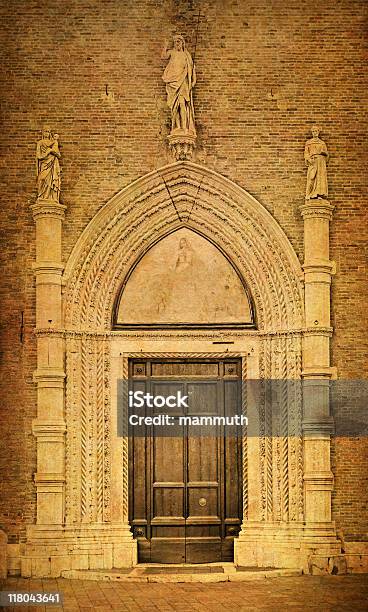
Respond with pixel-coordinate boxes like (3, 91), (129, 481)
(31, 199), (67, 222)
(300, 199), (334, 221)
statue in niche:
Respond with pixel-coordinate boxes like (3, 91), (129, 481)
(161, 35), (196, 135)
(304, 126), (329, 200)
(36, 126), (61, 202)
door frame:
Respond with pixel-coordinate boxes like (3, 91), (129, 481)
(127, 356), (244, 563)
(117, 350), (248, 563)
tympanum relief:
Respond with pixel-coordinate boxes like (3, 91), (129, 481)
(116, 229), (253, 325)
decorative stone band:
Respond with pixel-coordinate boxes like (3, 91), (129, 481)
(32, 263), (64, 286)
(303, 471), (334, 490)
(302, 418), (335, 436)
(33, 473), (66, 484)
(303, 261), (336, 276)
(32, 262), (64, 274)
(33, 326), (333, 339)
(299, 199), (334, 221)
(31, 200), (67, 221)
(33, 369), (66, 388)
(301, 366), (337, 379)
(32, 421), (67, 440)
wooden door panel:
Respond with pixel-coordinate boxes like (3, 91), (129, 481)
(187, 436), (218, 483)
(185, 540), (222, 563)
(151, 538), (186, 563)
(153, 486), (184, 518)
(129, 359), (242, 563)
(153, 436), (184, 483)
(187, 381), (218, 415)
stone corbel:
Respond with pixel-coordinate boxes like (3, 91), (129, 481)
(168, 132), (197, 160)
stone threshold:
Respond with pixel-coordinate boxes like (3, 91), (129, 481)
(62, 563), (302, 583)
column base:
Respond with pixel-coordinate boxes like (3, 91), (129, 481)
(234, 521), (342, 574)
(20, 523), (137, 577)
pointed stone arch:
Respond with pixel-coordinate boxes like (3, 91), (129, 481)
(63, 161), (304, 331)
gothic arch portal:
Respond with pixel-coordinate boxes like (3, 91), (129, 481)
(27, 161), (339, 576)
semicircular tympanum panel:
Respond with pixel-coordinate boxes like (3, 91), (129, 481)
(115, 229), (254, 326)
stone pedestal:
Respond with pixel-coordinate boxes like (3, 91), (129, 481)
(21, 524), (137, 578)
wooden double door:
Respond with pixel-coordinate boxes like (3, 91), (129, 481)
(129, 358), (243, 563)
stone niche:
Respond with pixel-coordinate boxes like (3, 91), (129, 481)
(115, 228), (254, 327)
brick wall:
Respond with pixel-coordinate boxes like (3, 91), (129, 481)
(0, 0), (367, 542)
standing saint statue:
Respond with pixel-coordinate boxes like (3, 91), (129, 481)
(36, 126), (61, 202)
(304, 126), (329, 200)
(162, 35), (196, 135)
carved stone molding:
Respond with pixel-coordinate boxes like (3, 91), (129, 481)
(258, 335), (303, 524)
(65, 336), (111, 524)
(302, 418), (335, 436)
(33, 369), (65, 387)
(35, 326), (333, 339)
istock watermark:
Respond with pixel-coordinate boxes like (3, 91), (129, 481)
(129, 390), (189, 408)
(117, 380), (368, 438)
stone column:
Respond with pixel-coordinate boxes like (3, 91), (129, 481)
(300, 199), (337, 528)
(31, 199), (67, 524)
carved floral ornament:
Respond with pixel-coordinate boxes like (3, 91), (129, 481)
(63, 162), (304, 332)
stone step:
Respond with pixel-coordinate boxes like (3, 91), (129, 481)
(61, 564), (303, 583)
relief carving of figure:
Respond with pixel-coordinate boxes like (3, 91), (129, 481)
(36, 126), (61, 202)
(304, 126), (329, 200)
(161, 35), (196, 134)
